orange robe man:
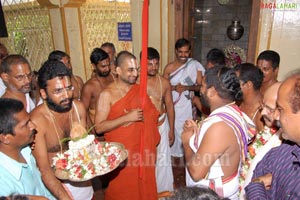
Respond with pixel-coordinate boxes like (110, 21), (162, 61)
(104, 84), (160, 200)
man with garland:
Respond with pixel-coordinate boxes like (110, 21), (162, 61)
(240, 82), (282, 199)
(245, 71), (300, 199)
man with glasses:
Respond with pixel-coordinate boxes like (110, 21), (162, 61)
(48, 50), (84, 101)
(256, 50), (280, 95)
(30, 60), (93, 200)
(245, 71), (300, 199)
(240, 82), (282, 199)
(0, 55), (35, 112)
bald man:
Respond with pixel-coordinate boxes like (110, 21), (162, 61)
(245, 71), (300, 199)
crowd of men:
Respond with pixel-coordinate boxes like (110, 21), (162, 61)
(0, 39), (300, 200)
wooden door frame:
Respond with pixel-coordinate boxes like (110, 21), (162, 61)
(174, 0), (260, 63)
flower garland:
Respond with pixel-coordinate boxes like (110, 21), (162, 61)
(239, 126), (277, 186)
(223, 44), (246, 68)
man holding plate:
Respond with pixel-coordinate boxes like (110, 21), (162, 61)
(31, 60), (93, 200)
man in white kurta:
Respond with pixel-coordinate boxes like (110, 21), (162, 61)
(163, 38), (205, 157)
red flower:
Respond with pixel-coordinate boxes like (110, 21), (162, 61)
(55, 159), (68, 169)
(88, 163), (96, 175)
(248, 146), (256, 157)
(259, 136), (266, 145)
(108, 154), (117, 163)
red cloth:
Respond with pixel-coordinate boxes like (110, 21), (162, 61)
(104, 84), (160, 200)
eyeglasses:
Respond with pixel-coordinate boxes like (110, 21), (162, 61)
(14, 72), (33, 81)
(51, 85), (74, 95)
(261, 103), (277, 114)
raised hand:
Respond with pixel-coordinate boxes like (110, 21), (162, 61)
(181, 119), (198, 145)
(125, 108), (144, 122)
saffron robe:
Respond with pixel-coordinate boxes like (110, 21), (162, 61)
(104, 84), (160, 200)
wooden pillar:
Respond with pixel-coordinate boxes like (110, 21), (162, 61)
(246, 0), (260, 64)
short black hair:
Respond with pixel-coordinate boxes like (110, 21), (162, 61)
(206, 48), (225, 66)
(175, 38), (191, 50)
(48, 50), (70, 61)
(167, 186), (228, 200)
(147, 47), (160, 60)
(116, 51), (136, 68)
(38, 59), (71, 89)
(257, 50), (280, 69)
(0, 98), (24, 136)
(1, 54), (30, 73)
(234, 63), (264, 90)
(90, 48), (109, 65)
(140, 47), (160, 61)
(205, 65), (242, 101)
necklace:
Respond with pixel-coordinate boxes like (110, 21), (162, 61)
(44, 103), (72, 153)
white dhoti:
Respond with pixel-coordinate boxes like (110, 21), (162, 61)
(171, 95), (193, 157)
(156, 114), (174, 193)
(63, 181), (94, 200)
(169, 58), (204, 157)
